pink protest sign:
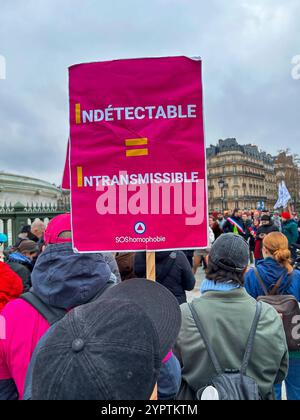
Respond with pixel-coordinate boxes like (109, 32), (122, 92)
(69, 56), (208, 252)
(61, 139), (70, 190)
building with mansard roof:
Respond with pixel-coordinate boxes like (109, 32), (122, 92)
(207, 139), (277, 212)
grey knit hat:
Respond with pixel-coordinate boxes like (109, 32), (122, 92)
(209, 233), (249, 273)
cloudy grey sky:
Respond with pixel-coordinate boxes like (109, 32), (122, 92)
(0, 0), (299, 184)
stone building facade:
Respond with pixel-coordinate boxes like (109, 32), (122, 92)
(0, 171), (69, 243)
(0, 172), (64, 207)
(207, 139), (277, 212)
(274, 152), (300, 210)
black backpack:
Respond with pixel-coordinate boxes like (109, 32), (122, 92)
(189, 301), (263, 400)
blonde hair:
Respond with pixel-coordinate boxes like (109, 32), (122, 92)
(263, 232), (293, 274)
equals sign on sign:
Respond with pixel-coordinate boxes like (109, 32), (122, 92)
(125, 138), (149, 157)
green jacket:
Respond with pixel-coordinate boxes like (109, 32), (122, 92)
(175, 289), (288, 400)
(282, 219), (299, 247)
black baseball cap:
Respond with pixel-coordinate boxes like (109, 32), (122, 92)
(30, 279), (181, 400)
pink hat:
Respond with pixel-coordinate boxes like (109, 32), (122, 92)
(44, 213), (72, 245)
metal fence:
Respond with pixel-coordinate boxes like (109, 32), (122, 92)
(0, 202), (70, 245)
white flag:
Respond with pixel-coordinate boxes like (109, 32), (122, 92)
(274, 181), (291, 209)
(281, 181), (292, 208)
(274, 183), (283, 209)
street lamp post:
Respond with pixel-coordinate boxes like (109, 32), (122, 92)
(218, 177), (225, 213)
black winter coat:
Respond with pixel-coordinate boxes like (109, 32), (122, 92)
(7, 261), (31, 292)
(134, 251), (196, 305)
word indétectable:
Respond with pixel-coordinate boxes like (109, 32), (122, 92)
(75, 103), (198, 124)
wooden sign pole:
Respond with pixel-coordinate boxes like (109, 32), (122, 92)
(146, 251), (156, 281)
(146, 251), (157, 400)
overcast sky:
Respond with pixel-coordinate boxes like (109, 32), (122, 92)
(0, 0), (299, 185)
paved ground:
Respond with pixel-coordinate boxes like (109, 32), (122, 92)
(186, 268), (204, 302)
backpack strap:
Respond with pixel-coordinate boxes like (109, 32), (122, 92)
(20, 282), (115, 326)
(253, 268), (269, 296)
(189, 302), (223, 375)
(20, 291), (67, 326)
(240, 302), (262, 375)
(19, 282), (116, 401)
(254, 267), (292, 296)
(270, 273), (292, 296)
(283, 274), (293, 294)
(270, 276), (285, 296)
(189, 301), (262, 376)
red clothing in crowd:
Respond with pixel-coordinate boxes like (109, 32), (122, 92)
(0, 262), (24, 312)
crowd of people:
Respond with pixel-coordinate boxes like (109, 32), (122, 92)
(209, 208), (300, 261)
(0, 208), (299, 400)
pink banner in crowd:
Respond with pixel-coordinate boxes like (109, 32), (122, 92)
(61, 139), (70, 190)
(69, 56), (208, 252)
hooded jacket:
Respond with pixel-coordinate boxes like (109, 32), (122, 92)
(0, 243), (112, 400)
(282, 219), (299, 247)
(134, 251), (195, 305)
(245, 258), (300, 360)
(7, 253), (33, 292)
(245, 258), (300, 301)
